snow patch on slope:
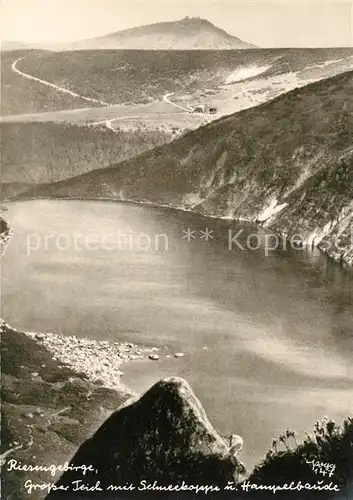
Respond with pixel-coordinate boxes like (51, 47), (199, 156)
(225, 65), (271, 84)
(257, 199), (288, 223)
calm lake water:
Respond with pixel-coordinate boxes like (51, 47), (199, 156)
(2, 200), (353, 469)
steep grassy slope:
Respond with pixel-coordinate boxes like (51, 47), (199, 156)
(0, 122), (171, 200)
(22, 71), (353, 264)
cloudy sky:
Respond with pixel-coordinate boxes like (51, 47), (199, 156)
(1, 0), (352, 48)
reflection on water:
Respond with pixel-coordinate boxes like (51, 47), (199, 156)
(2, 200), (353, 468)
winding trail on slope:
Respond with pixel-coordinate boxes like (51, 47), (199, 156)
(163, 92), (191, 112)
(12, 57), (110, 107)
(11, 58), (209, 131)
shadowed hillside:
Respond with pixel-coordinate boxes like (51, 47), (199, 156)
(0, 122), (172, 200)
(21, 71), (353, 265)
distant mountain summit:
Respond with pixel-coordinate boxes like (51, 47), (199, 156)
(70, 17), (256, 50)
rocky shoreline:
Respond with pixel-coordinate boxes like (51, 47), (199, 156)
(24, 330), (162, 392)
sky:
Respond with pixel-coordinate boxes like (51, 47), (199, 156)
(1, 0), (352, 48)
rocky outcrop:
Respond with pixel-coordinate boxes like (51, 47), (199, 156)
(46, 377), (242, 499)
(26, 331), (158, 392)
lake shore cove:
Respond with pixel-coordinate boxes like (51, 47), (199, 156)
(2, 321), (352, 500)
(13, 71), (353, 267)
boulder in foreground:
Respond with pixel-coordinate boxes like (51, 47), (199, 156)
(46, 377), (242, 498)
